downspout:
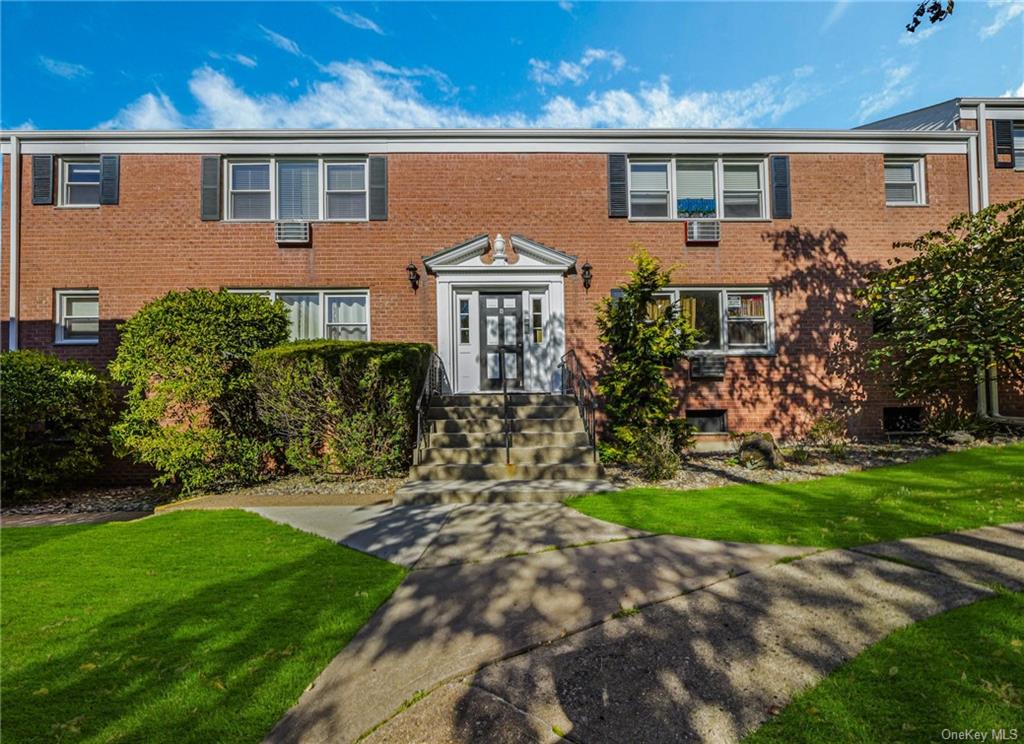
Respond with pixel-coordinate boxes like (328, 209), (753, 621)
(977, 101), (990, 209)
(8, 134), (19, 351)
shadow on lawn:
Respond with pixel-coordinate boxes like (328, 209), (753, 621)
(2, 537), (400, 744)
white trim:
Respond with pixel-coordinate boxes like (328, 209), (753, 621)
(227, 288), (371, 341)
(628, 156), (769, 221)
(883, 155), (927, 207)
(8, 134), (18, 351)
(54, 288), (100, 345)
(652, 286), (776, 356)
(59, 156), (102, 207)
(224, 156), (368, 222)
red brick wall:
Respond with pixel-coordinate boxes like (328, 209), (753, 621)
(2, 149), (973, 442)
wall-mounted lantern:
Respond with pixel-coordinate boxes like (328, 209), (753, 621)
(406, 263), (421, 291)
(581, 262), (593, 291)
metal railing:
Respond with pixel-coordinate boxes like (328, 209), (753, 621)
(499, 347), (513, 465)
(559, 349), (598, 462)
(414, 352), (451, 465)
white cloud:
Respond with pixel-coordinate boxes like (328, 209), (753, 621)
(1003, 80), (1024, 97)
(980, 0), (1024, 38)
(558, 1), (574, 12)
(289, 77), (300, 88)
(38, 56), (91, 80)
(99, 92), (184, 129)
(329, 7), (384, 35)
(821, 0), (850, 31)
(793, 65), (815, 79)
(529, 48), (627, 88)
(10, 120), (37, 131)
(899, 25), (940, 45)
(858, 63), (915, 121)
(259, 24), (302, 56)
(101, 61), (815, 131)
(210, 51), (258, 68)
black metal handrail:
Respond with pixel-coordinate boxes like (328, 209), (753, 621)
(497, 345), (515, 466)
(414, 352), (450, 465)
(559, 349), (598, 462)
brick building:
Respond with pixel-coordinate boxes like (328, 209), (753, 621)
(2, 96), (1021, 444)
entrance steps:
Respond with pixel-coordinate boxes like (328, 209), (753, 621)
(394, 393), (615, 505)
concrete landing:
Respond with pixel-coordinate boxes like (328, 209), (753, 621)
(393, 478), (617, 505)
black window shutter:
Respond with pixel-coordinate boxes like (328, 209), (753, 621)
(31, 155), (54, 205)
(99, 155), (120, 205)
(368, 156), (388, 220)
(770, 155), (791, 220)
(200, 156), (221, 221)
(608, 153), (628, 217)
(993, 120), (1014, 169)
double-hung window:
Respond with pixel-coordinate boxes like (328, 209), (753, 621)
(229, 162), (272, 219)
(1013, 123), (1024, 170)
(61, 159), (101, 206)
(883, 156), (926, 206)
(325, 162), (368, 220)
(229, 289), (370, 342)
(630, 287), (774, 354)
(628, 157), (768, 220)
(226, 157), (369, 221)
(55, 289), (99, 344)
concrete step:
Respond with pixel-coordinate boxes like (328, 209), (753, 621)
(434, 418), (585, 434)
(428, 404), (579, 421)
(438, 393), (573, 407)
(408, 462), (605, 481)
(393, 478), (618, 505)
(428, 431), (592, 448)
(418, 445), (595, 466)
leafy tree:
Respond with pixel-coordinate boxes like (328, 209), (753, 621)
(596, 248), (699, 463)
(110, 289), (290, 491)
(859, 200), (1024, 403)
(906, 0), (953, 33)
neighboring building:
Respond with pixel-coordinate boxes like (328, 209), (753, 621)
(862, 97), (1024, 419)
(1, 98), (1020, 444)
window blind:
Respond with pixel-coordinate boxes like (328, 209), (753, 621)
(232, 164), (269, 190)
(630, 163), (668, 191)
(277, 161), (318, 220)
(676, 162), (715, 199)
(723, 164), (760, 191)
(327, 163), (364, 191)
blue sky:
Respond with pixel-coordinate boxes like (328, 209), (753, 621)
(1, 1), (1021, 131)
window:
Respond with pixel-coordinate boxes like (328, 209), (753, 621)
(228, 289), (369, 341)
(883, 406), (923, 433)
(1014, 123), (1024, 171)
(629, 157), (768, 220)
(226, 158), (369, 221)
(458, 299), (471, 344)
(629, 162), (671, 217)
(626, 287), (774, 354)
(326, 162), (368, 220)
(55, 289), (99, 344)
(686, 409), (727, 433)
(722, 163), (764, 218)
(531, 297), (544, 343)
(229, 162), (272, 219)
(884, 157), (926, 206)
(62, 159), (101, 206)
(277, 161), (319, 220)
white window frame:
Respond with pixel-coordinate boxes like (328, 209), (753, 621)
(323, 159), (370, 222)
(883, 156), (927, 207)
(1012, 123), (1024, 172)
(224, 157), (369, 222)
(58, 157), (101, 208)
(55, 289), (100, 345)
(627, 156), (769, 221)
(227, 288), (371, 341)
(654, 286), (775, 355)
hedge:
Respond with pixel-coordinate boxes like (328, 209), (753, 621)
(0, 350), (114, 500)
(109, 289), (290, 491)
(252, 341), (432, 477)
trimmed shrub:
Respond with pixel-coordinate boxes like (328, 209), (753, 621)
(252, 341), (432, 477)
(0, 350), (114, 500)
(109, 289), (290, 491)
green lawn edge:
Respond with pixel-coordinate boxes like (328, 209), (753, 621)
(568, 444), (1024, 548)
(744, 590), (1024, 743)
(1, 509), (406, 744)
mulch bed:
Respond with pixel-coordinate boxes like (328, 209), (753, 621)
(2, 485), (180, 516)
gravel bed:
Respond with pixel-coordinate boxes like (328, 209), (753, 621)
(2, 485), (179, 516)
(605, 437), (1020, 491)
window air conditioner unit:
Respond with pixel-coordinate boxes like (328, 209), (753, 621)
(686, 220), (721, 244)
(690, 355), (726, 380)
(275, 221), (311, 245)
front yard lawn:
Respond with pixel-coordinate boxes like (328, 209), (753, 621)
(569, 444), (1024, 548)
(1, 510), (405, 744)
(746, 590), (1024, 743)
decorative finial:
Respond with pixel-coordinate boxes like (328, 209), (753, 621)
(492, 233), (507, 263)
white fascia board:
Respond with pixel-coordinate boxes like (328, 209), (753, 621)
(961, 107), (1024, 120)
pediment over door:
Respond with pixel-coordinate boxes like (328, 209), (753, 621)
(423, 233), (577, 274)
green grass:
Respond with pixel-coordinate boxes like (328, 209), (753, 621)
(569, 444), (1024, 548)
(1, 510), (406, 744)
(746, 591), (1024, 743)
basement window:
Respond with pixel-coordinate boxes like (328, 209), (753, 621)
(55, 289), (99, 344)
(686, 410), (728, 433)
(883, 406), (923, 433)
